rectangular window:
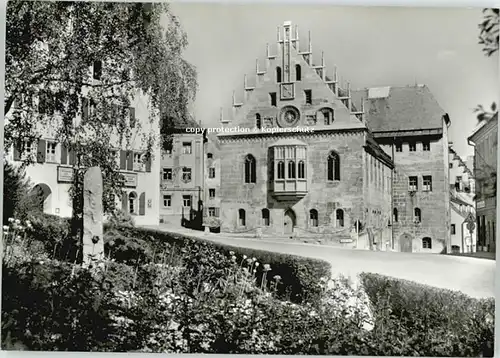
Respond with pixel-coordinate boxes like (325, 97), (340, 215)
(182, 167), (192, 182)
(395, 143), (402, 152)
(304, 90), (312, 104)
(163, 195), (171, 207)
(162, 168), (172, 180)
(183, 195), (192, 207)
(408, 176), (418, 191)
(209, 188), (215, 199)
(449, 163), (453, 169)
(182, 142), (192, 154)
(422, 141), (430, 151)
(93, 60), (102, 80)
(409, 142), (416, 152)
(270, 92), (277, 107)
(451, 224), (456, 235)
(208, 167), (215, 178)
(46, 142), (57, 163)
(133, 153), (143, 171)
(208, 207), (219, 217)
(422, 175), (432, 191)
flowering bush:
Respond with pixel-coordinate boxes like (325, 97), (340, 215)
(1, 218), (495, 355)
(104, 226), (331, 304)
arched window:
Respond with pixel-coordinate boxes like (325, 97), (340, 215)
(262, 208), (270, 226)
(256, 113), (261, 129)
(414, 207), (421, 223)
(393, 208), (398, 223)
(298, 160), (305, 179)
(422, 237), (432, 249)
(288, 160), (296, 179)
(295, 64), (302, 81)
(277, 161), (285, 179)
(238, 209), (246, 226)
(276, 66), (282, 83)
(244, 154), (256, 183)
(327, 151), (340, 181)
(336, 209), (344, 227)
(309, 209), (318, 227)
(128, 191), (137, 214)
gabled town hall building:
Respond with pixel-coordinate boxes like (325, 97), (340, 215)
(216, 21), (451, 253)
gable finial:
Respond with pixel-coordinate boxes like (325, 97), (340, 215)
(308, 30), (312, 53)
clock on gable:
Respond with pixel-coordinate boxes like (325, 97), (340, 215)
(280, 83), (295, 100)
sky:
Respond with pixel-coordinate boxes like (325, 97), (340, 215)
(167, 4), (499, 157)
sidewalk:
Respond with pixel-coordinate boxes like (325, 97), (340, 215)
(447, 251), (496, 260)
(140, 224), (356, 250)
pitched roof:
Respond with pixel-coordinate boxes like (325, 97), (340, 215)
(351, 85), (446, 133)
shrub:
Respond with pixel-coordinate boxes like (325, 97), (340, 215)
(360, 273), (495, 357)
(3, 162), (33, 224)
(103, 226), (331, 304)
(25, 212), (75, 261)
(107, 209), (135, 229)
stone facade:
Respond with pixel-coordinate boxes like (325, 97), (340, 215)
(353, 85), (452, 254)
(468, 113), (497, 253)
(217, 21), (394, 247)
(159, 131), (205, 227)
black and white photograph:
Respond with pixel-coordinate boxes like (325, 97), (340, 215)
(1, 1), (498, 355)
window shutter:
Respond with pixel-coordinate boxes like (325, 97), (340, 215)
(82, 98), (89, 119)
(129, 107), (136, 128)
(119, 150), (126, 170)
(216, 207), (220, 217)
(61, 144), (68, 165)
(13, 142), (21, 161)
(126, 151), (133, 171)
(139, 192), (146, 216)
(69, 148), (76, 165)
(145, 153), (151, 172)
(37, 139), (46, 163)
(121, 193), (128, 212)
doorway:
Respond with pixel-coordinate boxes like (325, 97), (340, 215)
(284, 209), (296, 235)
(399, 233), (413, 253)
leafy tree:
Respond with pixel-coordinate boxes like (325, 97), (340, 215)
(5, 1), (197, 233)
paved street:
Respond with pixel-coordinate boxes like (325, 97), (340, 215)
(145, 226), (496, 299)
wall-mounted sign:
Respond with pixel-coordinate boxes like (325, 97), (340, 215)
(120, 172), (137, 188)
(477, 200), (486, 209)
(147, 199), (152, 208)
(57, 166), (74, 183)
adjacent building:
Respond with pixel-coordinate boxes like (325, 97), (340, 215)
(352, 85), (452, 253)
(159, 116), (205, 227)
(203, 133), (222, 230)
(448, 144), (476, 253)
(7, 79), (161, 226)
(468, 112), (498, 253)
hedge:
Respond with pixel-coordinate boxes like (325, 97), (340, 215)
(104, 225), (332, 304)
(360, 272), (495, 357)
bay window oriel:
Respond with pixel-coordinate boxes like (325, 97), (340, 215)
(271, 140), (308, 200)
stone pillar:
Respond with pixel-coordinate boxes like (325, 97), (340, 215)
(82, 167), (104, 266)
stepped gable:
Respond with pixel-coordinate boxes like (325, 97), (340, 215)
(219, 21), (368, 133)
(351, 85), (446, 133)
